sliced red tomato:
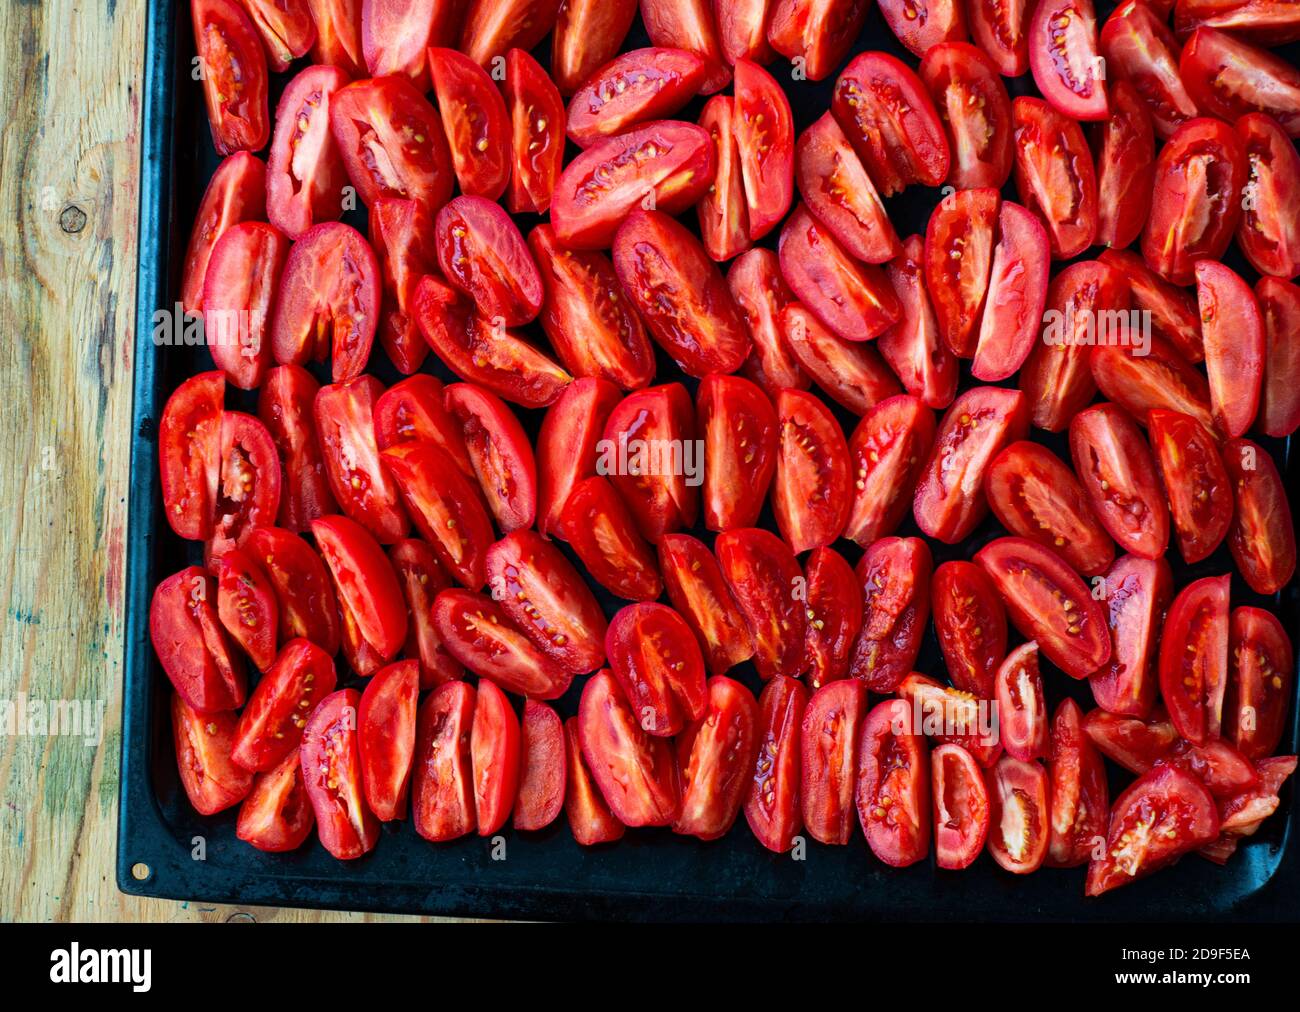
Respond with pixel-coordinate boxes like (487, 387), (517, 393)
(370, 198), (435, 374)
(717, 0), (776, 65)
(897, 673), (1002, 768)
(803, 547), (862, 690)
(606, 603), (707, 737)
(1028, 0), (1108, 121)
(459, 0), (561, 68)
(1092, 80), (1155, 251)
(778, 303), (902, 414)
(968, 0), (1031, 75)
(1182, 27), (1300, 136)
(674, 675), (760, 840)
(1225, 437), (1296, 594)
(767, 0), (869, 82)
(878, 0), (966, 56)
(735, 59), (795, 240)
(716, 527), (807, 681)
(919, 42), (1013, 190)
(360, 0), (440, 84)
(213, 547), (278, 671)
(1226, 606), (1294, 760)
(387, 538), (461, 688)
(1091, 339), (1216, 437)
(730, 249), (809, 395)
(181, 152), (266, 314)
(1099, 247), (1203, 363)
(1237, 112), (1300, 280)
(994, 641), (1049, 762)
(1083, 706), (1180, 771)
(1257, 276), (1300, 436)
(1045, 697), (1109, 868)
(266, 65), (349, 240)
(210, 411), (283, 557)
(932, 560), (1007, 698)
(300, 687), (380, 859)
(152, 566), (247, 713)
(160, 372), (224, 541)
(373, 374), (474, 479)
(1147, 409), (1233, 565)
(971, 202), (1050, 381)
(744, 675), (808, 853)
(236, 751), (314, 852)
(504, 47), (565, 214)
(1201, 754), (1298, 863)
(1159, 574), (1230, 745)
(426, 46), (512, 200)
(986, 756), (1049, 873)
(923, 187), (998, 358)
(697, 94), (750, 263)
(845, 394), (936, 546)
(230, 637), (336, 771)
(640, 0), (730, 92)
(245, 526), (341, 655)
(1089, 554), (1173, 718)
(258, 365), (336, 533)
(470, 678), (521, 835)
(193, 0), (269, 156)
(172, 694), (253, 815)
(445, 382), (537, 532)
(307, 0), (364, 75)
(514, 700), (566, 831)
(412, 680), (477, 841)
(697, 374), (777, 533)
(658, 534), (755, 675)
(201, 222), (284, 391)
(1012, 96), (1098, 258)
(879, 235), (957, 408)
(975, 536), (1112, 678)
(436, 196), (541, 329)
(1174, 0), (1300, 43)
(551, 0), (637, 94)
(568, 47), (706, 148)
(857, 696), (930, 865)
(559, 476), (664, 601)
(1101, 0), (1199, 140)
(535, 378), (622, 539)
(563, 715), (626, 844)
(1197, 261), (1264, 439)
(848, 537), (931, 692)
(931, 743), (990, 870)
(800, 679), (867, 845)
(772, 388), (850, 553)
(356, 658), (419, 821)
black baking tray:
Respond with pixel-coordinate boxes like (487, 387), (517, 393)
(120, 0), (1300, 920)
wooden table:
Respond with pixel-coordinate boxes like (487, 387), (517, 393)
(0, 1), (447, 923)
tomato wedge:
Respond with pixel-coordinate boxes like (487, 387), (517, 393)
(716, 528), (807, 681)
(307, 0), (364, 75)
(246, 526), (341, 655)
(1258, 276), (1300, 436)
(536, 377), (622, 539)
(1028, 0), (1108, 121)
(1091, 339), (1216, 438)
(172, 694), (253, 815)
(1099, 247), (1203, 363)
(232, 638), (337, 772)
(803, 547), (862, 690)
(606, 603), (707, 737)
(767, 0), (869, 82)
(470, 678), (521, 836)
(698, 94), (751, 263)
(924, 187), (998, 358)
(160, 372), (225, 541)
(659, 534), (756, 676)
(1237, 112), (1300, 280)
(878, 0), (966, 56)
(897, 673), (1002, 768)
(568, 47), (706, 148)
(504, 47), (566, 214)
(1101, 0), (1198, 140)
(802, 679), (868, 846)
(1012, 96), (1098, 258)
(459, 0), (562, 68)
(1226, 606), (1293, 761)
(213, 547), (278, 671)
(1182, 27), (1300, 137)
(1046, 698), (1109, 868)
(210, 411), (283, 557)
(435, 197), (541, 330)
(729, 248), (808, 395)
(551, 0), (638, 94)
(1089, 554), (1173, 718)
(182, 153), (267, 315)
(152, 566), (247, 713)
(932, 560), (1007, 698)
(971, 202), (1050, 381)
(1159, 574), (1231, 746)
(968, 0), (1031, 76)
(857, 697), (930, 865)
(445, 382), (537, 533)
(717, 0), (776, 65)
(879, 236), (957, 409)
(258, 365), (335, 533)
(236, 752), (314, 852)
(266, 65), (349, 240)
(779, 303), (902, 415)
(920, 42), (1013, 190)
(849, 536), (932, 692)
(1092, 80), (1155, 251)
(300, 687), (381, 859)
(1147, 409), (1233, 565)
(1174, 0), (1300, 43)
(370, 198), (434, 374)
(356, 658), (419, 821)
(387, 538), (461, 688)
(515, 700), (566, 831)
(744, 675), (808, 853)
(432, 589), (573, 699)
(193, 0), (270, 156)
(845, 394), (936, 548)
(674, 676), (760, 840)
(986, 756), (1049, 873)
(1200, 754), (1298, 864)
(1196, 261), (1264, 439)
(698, 374), (777, 533)
(201, 222), (284, 391)
(735, 59), (795, 241)
(772, 388), (850, 553)
(412, 680), (477, 841)
(640, 0), (730, 92)
(311, 515), (408, 674)
(558, 475), (664, 601)
(427, 46), (512, 200)
(563, 715), (626, 844)
(1225, 437), (1296, 594)
(994, 642), (1049, 762)
(931, 743), (990, 870)
(361, 0), (442, 84)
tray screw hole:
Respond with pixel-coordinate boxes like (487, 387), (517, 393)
(131, 862), (151, 881)
(59, 204), (86, 234)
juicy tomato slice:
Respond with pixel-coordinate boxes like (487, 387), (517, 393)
(767, 0), (870, 82)
(845, 394), (936, 546)
(529, 225), (655, 391)
(674, 675), (761, 840)
(536, 377), (622, 539)
(1046, 698), (1109, 868)
(1089, 554), (1173, 719)
(181, 152), (266, 314)
(831, 51), (950, 196)
(658, 534), (756, 676)
(800, 679), (868, 846)
(1012, 96), (1098, 258)
(373, 373), (474, 477)
(606, 603), (707, 737)
(697, 374), (778, 533)
(515, 700), (566, 831)
(426, 46), (512, 200)
(931, 743), (990, 870)
(300, 687), (381, 859)
(431, 589), (573, 699)
(1224, 438), (1297, 595)
(246, 526), (341, 655)
(577, 669), (681, 827)
(1141, 117), (1247, 285)
(387, 538), (461, 689)
(1098, 247), (1203, 363)
(445, 382), (538, 533)
(504, 47), (566, 214)
(971, 202), (1050, 381)
(1147, 409), (1233, 565)
(152, 566), (247, 713)
(897, 673), (1002, 767)
(563, 714), (626, 844)
(849, 537), (932, 692)
(773, 388), (851, 554)
(1197, 261), (1264, 439)
(568, 47), (706, 148)
(932, 560), (1007, 698)
(968, 0), (1031, 75)
(744, 675), (808, 852)
(211, 411), (283, 557)
(640, 0), (730, 92)
(975, 536), (1112, 679)
(1091, 339), (1215, 438)
(371, 197), (436, 375)
(697, 94), (750, 263)
(1237, 112), (1300, 280)
(803, 547), (863, 690)
(924, 187), (998, 358)
(985, 440), (1115, 578)
(1256, 276), (1300, 436)
(1226, 606), (1294, 760)
(231, 638), (336, 771)
(172, 695), (253, 815)
(558, 476), (664, 601)
(356, 659), (420, 822)
(159, 371), (224, 541)
(459, 0), (562, 68)
(471, 678), (522, 835)
(1181, 27), (1300, 136)
(879, 235), (957, 408)
(271, 222), (381, 383)
(307, 0), (364, 75)
(192, 0), (270, 156)
(236, 751), (314, 852)
(1085, 764), (1219, 895)
(920, 42), (1014, 190)
(412, 680), (477, 842)
(879, 0), (966, 57)
(857, 697), (930, 865)
(1083, 705), (1180, 771)
(551, 0), (638, 94)
(1028, 0), (1108, 121)
(1069, 403), (1170, 560)
(435, 196), (541, 328)
(986, 756), (1049, 873)
(716, 528), (807, 681)
(213, 547), (278, 671)
(328, 75), (455, 216)
(994, 642), (1049, 762)
(258, 365), (336, 533)
(913, 385), (1028, 544)
(310, 514), (408, 673)
(717, 0), (776, 64)
(735, 59), (795, 241)
(1174, 0), (1300, 42)
(612, 209), (751, 378)
(730, 250), (807, 396)
(266, 65), (349, 240)
(1158, 574), (1230, 745)
(360, 0), (443, 84)
(1101, 0), (1198, 140)
(1093, 80), (1155, 251)
(1202, 754), (1298, 863)
(486, 530), (607, 675)
(550, 120), (716, 249)
(779, 303), (902, 415)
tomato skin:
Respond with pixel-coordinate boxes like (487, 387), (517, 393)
(569, 47), (706, 148)
(1028, 0), (1108, 122)
(1089, 554), (1173, 719)
(674, 676), (761, 840)
(1196, 261), (1264, 439)
(1082, 706), (1180, 772)
(767, 0), (870, 82)
(1181, 28), (1300, 137)
(258, 365), (336, 533)
(193, 0), (270, 156)
(181, 153), (267, 315)
(152, 566), (247, 714)
(210, 411), (283, 558)
(697, 94), (750, 263)
(514, 701), (566, 831)
(697, 374), (777, 533)
(246, 526), (342, 655)
(470, 678), (522, 836)
(778, 303), (902, 415)
(1174, 0), (1300, 43)
(1257, 276), (1300, 436)
(1159, 574), (1230, 746)
(856, 697), (930, 865)
(387, 538), (461, 689)
(412, 680), (477, 842)
(504, 48), (566, 214)
(1092, 80), (1154, 251)
(1237, 113), (1300, 281)
(1224, 438), (1296, 595)
(307, 0), (365, 75)
(658, 534), (755, 676)
(360, 0), (443, 85)
(606, 603), (707, 737)
(1147, 409), (1233, 565)
(551, 0), (638, 95)
(236, 751), (315, 852)
(1099, 247), (1203, 364)
(879, 0), (966, 56)
(160, 372), (225, 542)
(879, 235), (957, 409)
(1011, 96), (1098, 259)
(300, 688), (381, 859)
(897, 673), (1002, 768)
(559, 476), (664, 601)
(924, 187), (998, 358)
(716, 0), (776, 65)
(975, 537), (1112, 679)
(716, 528), (807, 681)
(772, 388), (850, 554)
(803, 547), (862, 690)
(536, 378), (622, 539)
(460, 0), (561, 68)
(985, 756), (1049, 874)
(436, 197), (542, 331)
(931, 743), (990, 870)
(845, 394), (936, 547)
(1091, 339), (1216, 439)
(931, 560), (1007, 699)
(445, 382), (538, 533)
(1101, 0), (1198, 140)
(172, 695), (254, 816)
(563, 715), (626, 844)
(729, 248), (808, 396)
(849, 537), (932, 693)
(799, 679), (867, 845)
(1046, 698), (1109, 868)
(994, 642), (1049, 762)
(639, 0), (730, 92)
(213, 548), (279, 671)
(968, 0), (1031, 75)
(735, 59), (795, 241)
(920, 42), (1013, 191)
(370, 199), (433, 374)
(425, 47), (512, 200)
(1226, 607), (1294, 760)
(202, 225), (284, 390)
(744, 675), (808, 852)
(357, 659), (419, 822)
(265, 64), (349, 240)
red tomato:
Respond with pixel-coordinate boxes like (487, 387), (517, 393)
(640, 0), (730, 92)
(913, 385), (1028, 544)
(245, 526), (341, 655)
(300, 687), (380, 859)
(924, 187), (998, 358)
(697, 94), (749, 263)
(445, 382), (537, 532)
(504, 48), (565, 214)
(975, 536), (1112, 678)
(568, 47), (706, 148)
(181, 153), (266, 314)
(236, 751), (314, 852)
(211, 411), (283, 557)
(578, 669), (681, 826)
(550, 120), (716, 249)
(1159, 574), (1230, 746)
(435, 196), (541, 328)
(879, 0), (965, 56)
(778, 303), (902, 414)
(1028, 0), (1107, 121)
(159, 372), (224, 541)
(1174, 0), (1300, 42)
(471, 678), (522, 835)
(1141, 117), (1246, 284)
(1101, 0), (1199, 140)
(800, 679), (867, 845)
(931, 743), (990, 870)
(1182, 28), (1300, 136)
(193, 0), (269, 156)
(266, 65), (349, 240)
(357, 659), (419, 821)
(971, 202), (1050, 381)
(985, 756), (1049, 873)
(674, 676), (761, 840)
(231, 637), (336, 771)
(1085, 764), (1219, 895)
(559, 476), (664, 601)
(1099, 247), (1203, 363)
(460, 0), (561, 67)
(1257, 276), (1300, 436)
(373, 380), (472, 492)
(536, 378), (622, 539)
(1225, 437), (1297, 594)
(311, 514), (408, 674)
(1237, 113), (1300, 280)
(717, 0), (776, 64)
(1197, 261), (1264, 439)
(1226, 606), (1294, 760)
(849, 537), (932, 692)
(201, 222), (283, 391)
(879, 236), (957, 408)
(1069, 403), (1170, 560)
(772, 388), (850, 553)
(931, 560), (1007, 698)
(606, 603), (707, 737)
(1147, 409), (1233, 565)
(563, 715), (626, 844)
(612, 209), (750, 377)
(360, 0), (446, 83)
(1046, 698), (1109, 868)
(845, 394), (936, 546)
(432, 589), (573, 699)
(735, 59), (795, 240)
(731, 250), (809, 395)
(172, 695), (253, 815)
(1092, 80), (1155, 251)
(698, 374), (777, 533)
(370, 198), (434, 373)
(1012, 96), (1098, 258)
(1201, 754), (1298, 863)
(897, 673), (1002, 767)
(1089, 554), (1173, 718)
(1083, 706), (1180, 771)
(994, 642), (1049, 762)
(716, 528), (807, 680)
(213, 547), (279, 671)
(425, 46), (511, 200)
(1091, 339), (1216, 437)
(307, 0), (364, 75)
(152, 567), (247, 714)
(258, 366), (335, 533)
(803, 547), (862, 690)
(919, 42), (1013, 190)
(659, 534), (756, 675)
(968, 0), (1031, 75)
(857, 697), (930, 865)
(515, 700), (566, 831)
(767, 0), (869, 82)
(744, 675), (808, 852)
(551, 0), (638, 94)
(387, 538), (461, 688)
(412, 680), (477, 841)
